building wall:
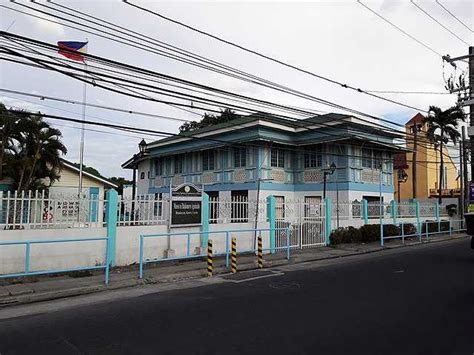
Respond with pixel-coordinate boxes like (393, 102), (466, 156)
(395, 122), (458, 201)
(54, 167), (105, 189)
(144, 143), (394, 201)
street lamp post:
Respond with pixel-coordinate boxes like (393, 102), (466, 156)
(323, 162), (336, 200)
(132, 139), (147, 222)
(397, 168), (408, 203)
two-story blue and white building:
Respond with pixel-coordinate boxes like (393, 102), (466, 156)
(122, 113), (403, 205)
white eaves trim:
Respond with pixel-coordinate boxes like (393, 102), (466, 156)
(62, 161), (118, 188)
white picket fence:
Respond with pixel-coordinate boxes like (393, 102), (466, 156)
(208, 196), (267, 224)
(0, 190), (105, 229)
(117, 194), (166, 226)
(0, 191), (456, 231)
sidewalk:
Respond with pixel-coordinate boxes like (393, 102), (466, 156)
(0, 233), (468, 307)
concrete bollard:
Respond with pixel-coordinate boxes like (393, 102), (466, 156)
(207, 240), (213, 277)
(257, 236), (263, 269)
(231, 237), (237, 273)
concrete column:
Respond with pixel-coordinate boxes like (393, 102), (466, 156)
(201, 192), (209, 249)
(415, 200), (421, 237)
(105, 189), (118, 266)
(324, 198), (332, 245)
(390, 200), (397, 225)
(362, 199), (369, 225)
(267, 195), (276, 253)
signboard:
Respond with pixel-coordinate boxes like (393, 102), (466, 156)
(470, 183), (474, 203)
(170, 183), (203, 226)
(171, 200), (202, 225)
(172, 184), (202, 198)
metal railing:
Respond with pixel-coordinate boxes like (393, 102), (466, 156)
(0, 236), (110, 284)
(138, 227), (291, 278)
(380, 219), (465, 246)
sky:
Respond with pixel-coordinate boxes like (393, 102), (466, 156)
(1, 0), (473, 179)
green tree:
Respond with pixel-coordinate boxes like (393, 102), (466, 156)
(423, 105), (465, 203)
(109, 176), (133, 195)
(179, 109), (239, 133)
(70, 162), (105, 180)
(0, 104), (28, 180)
(2, 105), (67, 191)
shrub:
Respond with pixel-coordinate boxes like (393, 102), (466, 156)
(346, 226), (362, 243)
(330, 224), (401, 244)
(358, 224), (400, 243)
(421, 220), (450, 234)
(359, 224), (380, 243)
(446, 204), (457, 217)
(330, 228), (346, 245)
(329, 226), (362, 244)
(383, 224), (400, 237)
(401, 223), (416, 236)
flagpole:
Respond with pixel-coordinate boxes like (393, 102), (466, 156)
(79, 62), (87, 194)
(78, 57), (87, 224)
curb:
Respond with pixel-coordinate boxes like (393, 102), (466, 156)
(0, 234), (468, 308)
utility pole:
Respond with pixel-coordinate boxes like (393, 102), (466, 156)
(459, 131), (464, 216)
(442, 47), (473, 209)
(462, 126), (469, 211)
(412, 122), (418, 199)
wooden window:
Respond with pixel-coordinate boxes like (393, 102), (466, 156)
(174, 154), (184, 174)
(362, 148), (372, 168)
(304, 146), (322, 168)
(234, 148), (247, 168)
(154, 158), (163, 176)
(271, 148), (285, 168)
(202, 150), (215, 171)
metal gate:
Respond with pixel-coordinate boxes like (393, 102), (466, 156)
(275, 198), (326, 249)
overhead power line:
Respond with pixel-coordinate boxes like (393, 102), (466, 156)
(122, 0), (428, 113)
(3, 1), (429, 116)
(366, 90), (451, 95)
(358, 0), (451, 59)
(410, 0), (470, 46)
(6, 109), (459, 164)
(1, 32), (451, 150)
(0, 88), (191, 123)
(0, 31), (414, 130)
(435, 0), (474, 33)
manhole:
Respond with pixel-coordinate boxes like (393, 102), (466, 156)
(221, 270), (283, 283)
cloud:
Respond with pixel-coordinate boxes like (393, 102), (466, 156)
(29, 15), (65, 36)
(0, 96), (43, 112)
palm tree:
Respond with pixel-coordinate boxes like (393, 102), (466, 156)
(0, 104), (29, 180)
(1, 106), (67, 191)
(423, 105), (465, 203)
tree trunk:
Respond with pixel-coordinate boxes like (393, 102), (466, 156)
(25, 147), (40, 191)
(438, 137), (444, 204)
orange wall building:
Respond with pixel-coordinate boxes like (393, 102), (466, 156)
(394, 113), (459, 201)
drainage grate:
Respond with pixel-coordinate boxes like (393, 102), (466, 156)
(221, 270), (283, 283)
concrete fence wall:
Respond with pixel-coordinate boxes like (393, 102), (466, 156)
(0, 227), (107, 275)
(0, 221), (271, 275)
(0, 189), (459, 277)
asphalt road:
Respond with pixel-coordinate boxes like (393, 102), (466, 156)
(0, 239), (472, 355)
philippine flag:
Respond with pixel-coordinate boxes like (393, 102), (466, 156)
(57, 41), (88, 62)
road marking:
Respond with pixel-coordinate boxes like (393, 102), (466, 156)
(221, 271), (284, 284)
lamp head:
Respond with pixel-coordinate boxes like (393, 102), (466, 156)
(138, 139), (147, 153)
